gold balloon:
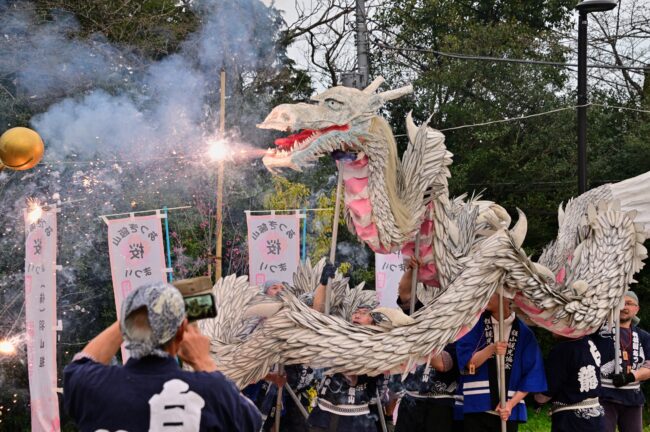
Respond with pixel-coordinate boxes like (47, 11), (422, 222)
(0, 127), (44, 171)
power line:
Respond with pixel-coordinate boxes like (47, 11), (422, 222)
(395, 103), (650, 135)
(376, 41), (649, 72)
(440, 105), (580, 132)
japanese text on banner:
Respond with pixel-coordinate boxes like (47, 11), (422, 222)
(107, 215), (168, 314)
(24, 207), (60, 432)
(246, 213), (300, 286)
(374, 251), (405, 308)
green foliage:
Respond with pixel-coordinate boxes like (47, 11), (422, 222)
(34, 0), (199, 58)
(263, 176), (310, 210)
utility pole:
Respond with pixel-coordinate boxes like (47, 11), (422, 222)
(341, 0), (370, 89)
(356, 0), (370, 88)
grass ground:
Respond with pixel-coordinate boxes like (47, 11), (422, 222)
(522, 408), (650, 431)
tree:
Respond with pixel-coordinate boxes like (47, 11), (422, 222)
(575, 0), (650, 102)
(373, 0), (581, 253)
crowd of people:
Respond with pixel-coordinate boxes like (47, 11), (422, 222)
(62, 259), (650, 432)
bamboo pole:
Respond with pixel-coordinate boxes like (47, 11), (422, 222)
(215, 68), (226, 281)
(324, 167), (343, 316)
(498, 287), (507, 432)
(409, 232), (422, 315)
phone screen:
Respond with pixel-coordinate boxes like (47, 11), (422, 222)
(183, 293), (217, 321)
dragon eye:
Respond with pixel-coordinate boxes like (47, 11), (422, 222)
(325, 99), (343, 111)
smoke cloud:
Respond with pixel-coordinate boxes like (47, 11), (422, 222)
(0, 0), (294, 411)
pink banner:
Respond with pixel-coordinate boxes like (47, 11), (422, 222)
(246, 213), (300, 286)
(375, 251), (405, 307)
(24, 207), (60, 432)
(106, 214), (167, 360)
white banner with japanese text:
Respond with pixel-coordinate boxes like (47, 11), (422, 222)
(374, 251), (406, 308)
(106, 214), (167, 360)
(25, 206), (60, 431)
(246, 213), (300, 286)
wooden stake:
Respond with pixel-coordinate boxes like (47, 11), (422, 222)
(215, 68), (226, 281)
(324, 168), (343, 316)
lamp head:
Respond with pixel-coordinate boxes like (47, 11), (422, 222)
(575, 0), (618, 13)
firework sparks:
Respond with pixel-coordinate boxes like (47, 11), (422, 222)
(207, 138), (230, 162)
(0, 335), (22, 357)
(26, 198), (43, 223)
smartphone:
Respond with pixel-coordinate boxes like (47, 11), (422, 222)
(183, 293), (217, 322)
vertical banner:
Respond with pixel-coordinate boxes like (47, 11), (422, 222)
(106, 214), (167, 359)
(375, 251), (406, 308)
(246, 213), (300, 286)
(25, 206), (60, 431)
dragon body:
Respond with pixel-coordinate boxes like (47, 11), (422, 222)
(200, 78), (648, 386)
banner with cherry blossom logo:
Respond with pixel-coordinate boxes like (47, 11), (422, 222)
(107, 214), (167, 315)
(374, 251), (406, 308)
(246, 213), (300, 286)
(24, 206), (60, 431)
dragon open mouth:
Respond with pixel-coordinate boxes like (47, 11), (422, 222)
(273, 124), (350, 152)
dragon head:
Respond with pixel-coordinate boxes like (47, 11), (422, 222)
(257, 77), (412, 171)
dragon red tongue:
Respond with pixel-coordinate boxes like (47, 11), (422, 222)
(274, 124), (350, 150)
(275, 129), (315, 149)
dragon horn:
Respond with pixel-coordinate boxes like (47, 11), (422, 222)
(378, 84), (414, 101)
(510, 208), (528, 248)
(363, 76), (385, 93)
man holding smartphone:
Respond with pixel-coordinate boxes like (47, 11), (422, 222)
(63, 282), (262, 432)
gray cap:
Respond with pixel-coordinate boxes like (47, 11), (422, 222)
(262, 279), (283, 294)
(120, 282), (186, 359)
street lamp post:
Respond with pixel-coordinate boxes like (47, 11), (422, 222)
(575, 0), (617, 194)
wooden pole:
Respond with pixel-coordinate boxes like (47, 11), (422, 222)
(324, 167), (343, 316)
(409, 232), (422, 315)
(498, 287), (507, 432)
(215, 68), (226, 281)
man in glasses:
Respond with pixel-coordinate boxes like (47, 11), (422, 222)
(593, 291), (650, 432)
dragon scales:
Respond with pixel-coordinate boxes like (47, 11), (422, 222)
(198, 78), (649, 386)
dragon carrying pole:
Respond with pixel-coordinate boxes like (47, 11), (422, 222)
(284, 383), (309, 419)
(274, 365), (285, 430)
(325, 166), (343, 315)
(409, 233), (421, 315)
(614, 303), (622, 375)
(498, 286), (507, 432)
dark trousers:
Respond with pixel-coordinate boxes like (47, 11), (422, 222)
(395, 397), (454, 432)
(463, 412), (518, 432)
(551, 409), (604, 432)
(603, 401), (643, 432)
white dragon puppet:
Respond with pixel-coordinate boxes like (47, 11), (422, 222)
(201, 77), (649, 387)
